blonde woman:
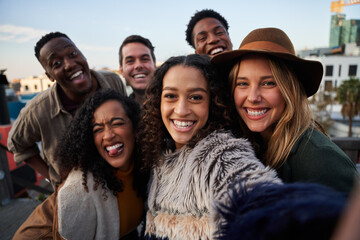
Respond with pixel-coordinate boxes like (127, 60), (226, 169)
(212, 27), (358, 193)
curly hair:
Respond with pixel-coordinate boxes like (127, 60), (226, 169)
(138, 54), (231, 170)
(56, 89), (148, 199)
(185, 9), (230, 48)
(34, 32), (69, 61)
(119, 35), (156, 66)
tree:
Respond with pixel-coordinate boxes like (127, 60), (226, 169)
(336, 77), (360, 137)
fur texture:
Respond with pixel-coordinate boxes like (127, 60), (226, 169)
(145, 130), (282, 239)
(216, 182), (347, 240)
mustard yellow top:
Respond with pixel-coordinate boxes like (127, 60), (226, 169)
(115, 163), (144, 237)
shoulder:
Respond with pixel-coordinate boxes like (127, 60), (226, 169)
(197, 130), (255, 156)
(18, 87), (54, 114)
(293, 129), (351, 162)
(58, 170), (90, 205)
(93, 70), (126, 95)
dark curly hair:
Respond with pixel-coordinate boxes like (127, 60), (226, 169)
(119, 35), (156, 66)
(34, 32), (69, 60)
(186, 9), (230, 48)
(56, 89), (148, 199)
(138, 54), (231, 170)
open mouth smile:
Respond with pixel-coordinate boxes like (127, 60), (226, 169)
(172, 120), (196, 129)
(105, 143), (124, 156)
(209, 47), (224, 55)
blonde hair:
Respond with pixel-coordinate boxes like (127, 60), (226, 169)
(229, 54), (322, 168)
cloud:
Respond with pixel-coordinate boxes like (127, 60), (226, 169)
(77, 44), (113, 52)
(0, 24), (48, 43)
(0, 24), (113, 52)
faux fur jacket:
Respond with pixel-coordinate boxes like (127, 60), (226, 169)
(145, 130), (282, 240)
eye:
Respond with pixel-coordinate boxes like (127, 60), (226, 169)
(189, 95), (203, 101)
(70, 50), (77, 56)
(236, 81), (248, 87)
(262, 81), (277, 87)
(197, 35), (206, 42)
(125, 59), (134, 64)
(164, 93), (176, 99)
(142, 56), (151, 62)
(52, 60), (62, 68)
(215, 30), (224, 35)
(112, 121), (124, 127)
(93, 126), (103, 134)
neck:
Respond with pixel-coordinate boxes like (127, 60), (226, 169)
(132, 90), (145, 105)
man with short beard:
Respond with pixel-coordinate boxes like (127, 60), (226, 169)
(8, 32), (126, 190)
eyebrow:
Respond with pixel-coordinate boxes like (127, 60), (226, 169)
(92, 117), (126, 127)
(236, 75), (274, 81)
(196, 25), (226, 36)
(162, 86), (208, 93)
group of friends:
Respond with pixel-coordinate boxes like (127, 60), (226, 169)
(8, 9), (360, 240)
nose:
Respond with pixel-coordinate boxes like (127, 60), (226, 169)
(64, 57), (75, 71)
(208, 33), (220, 44)
(174, 98), (191, 116)
(247, 86), (262, 103)
(134, 59), (143, 70)
(103, 126), (115, 140)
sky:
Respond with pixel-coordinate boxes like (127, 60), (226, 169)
(1, 0), (360, 81)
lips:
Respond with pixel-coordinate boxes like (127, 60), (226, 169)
(70, 70), (83, 80)
(105, 143), (124, 156)
(172, 120), (195, 129)
(246, 108), (269, 116)
(133, 73), (146, 79)
(209, 47), (224, 55)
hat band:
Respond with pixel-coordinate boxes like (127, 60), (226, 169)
(240, 41), (293, 55)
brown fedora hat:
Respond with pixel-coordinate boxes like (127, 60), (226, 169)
(211, 27), (323, 97)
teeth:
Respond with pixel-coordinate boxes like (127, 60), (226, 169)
(106, 143), (123, 151)
(173, 120), (194, 128)
(70, 71), (82, 79)
(134, 74), (146, 79)
(210, 48), (224, 55)
(247, 109), (268, 116)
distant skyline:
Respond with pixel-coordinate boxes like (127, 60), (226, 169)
(1, 0), (360, 81)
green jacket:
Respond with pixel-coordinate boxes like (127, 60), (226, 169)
(277, 128), (358, 193)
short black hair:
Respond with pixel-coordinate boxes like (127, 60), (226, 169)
(119, 35), (156, 66)
(186, 9), (230, 48)
(34, 32), (70, 61)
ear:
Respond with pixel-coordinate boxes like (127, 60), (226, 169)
(119, 66), (123, 75)
(45, 72), (55, 82)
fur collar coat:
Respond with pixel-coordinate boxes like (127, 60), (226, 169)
(145, 130), (282, 239)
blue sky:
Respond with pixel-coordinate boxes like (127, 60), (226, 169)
(1, 0), (360, 81)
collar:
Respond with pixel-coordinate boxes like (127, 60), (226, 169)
(49, 69), (110, 119)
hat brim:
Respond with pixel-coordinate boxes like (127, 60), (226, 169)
(211, 49), (323, 97)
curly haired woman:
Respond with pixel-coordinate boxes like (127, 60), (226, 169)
(138, 54), (281, 239)
(13, 89), (148, 239)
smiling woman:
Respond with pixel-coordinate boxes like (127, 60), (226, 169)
(212, 27), (359, 194)
(138, 54), (281, 239)
(13, 89), (148, 240)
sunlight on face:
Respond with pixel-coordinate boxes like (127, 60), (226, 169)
(161, 65), (210, 149)
(233, 55), (286, 141)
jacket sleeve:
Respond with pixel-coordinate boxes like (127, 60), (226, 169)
(7, 103), (41, 163)
(12, 193), (57, 240)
